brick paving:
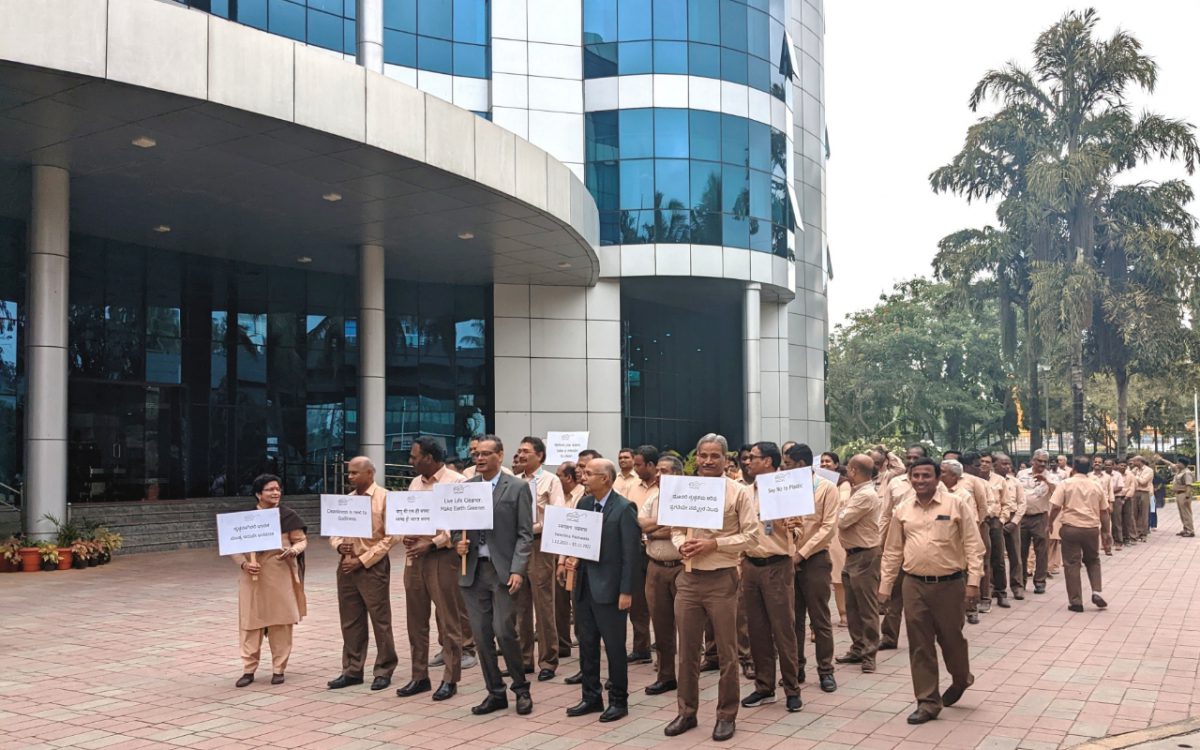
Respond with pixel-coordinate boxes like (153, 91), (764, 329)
(2, 504), (1199, 750)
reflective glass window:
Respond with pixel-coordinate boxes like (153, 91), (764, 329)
(721, 114), (748, 165)
(385, 29), (417, 66)
(654, 41), (689, 75)
(454, 0), (488, 44)
(587, 110), (620, 162)
(584, 0), (618, 43)
(618, 41), (653, 76)
(720, 0), (747, 51)
(343, 18), (357, 54)
(619, 109), (654, 158)
(237, 0), (268, 28)
(384, 0), (416, 31)
(655, 158), (690, 210)
(587, 162), (620, 211)
(688, 42), (721, 79)
(748, 56), (770, 91)
(585, 43), (619, 78)
(689, 110), (721, 161)
(749, 169), (770, 219)
(618, 0), (652, 40)
(687, 0), (720, 45)
(722, 164), (748, 215)
(454, 42), (487, 77)
(723, 213), (749, 249)
(720, 48), (747, 85)
(654, 109), (689, 159)
(653, 0), (688, 40)
(748, 121), (771, 172)
(620, 159), (656, 209)
(418, 0), (452, 38)
(419, 36), (453, 74)
(307, 0), (342, 14)
(268, 0), (306, 41)
(747, 8), (770, 59)
(690, 160), (722, 210)
(748, 217), (771, 252)
(307, 8), (342, 51)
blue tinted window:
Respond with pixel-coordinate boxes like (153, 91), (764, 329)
(384, 29), (417, 66)
(748, 57), (770, 91)
(721, 48), (747, 85)
(748, 121), (771, 172)
(656, 159), (690, 208)
(587, 111), (620, 162)
(384, 0), (416, 32)
(689, 111), (721, 161)
(747, 8), (770, 59)
(618, 0), (652, 40)
(749, 169), (770, 218)
(454, 0), (488, 44)
(307, 9), (342, 51)
(653, 0), (688, 41)
(771, 129), (787, 177)
(600, 212), (621, 245)
(307, 0), (342, 14)
(690, 160), (722, 209)
(721, 114), (748, 165)
(454, 43), (488, 77)
(748, 217), (771, 252)
(654, 109), (689, 159)
(621, 160), (656, 208)
(723, 214), (749, 248)
(585, 43), (620, 78)
(692, 207), (721, 245)
(269, 0), (305, 41)
(587, 163), (620, 211)
(419, 36), (453, 73)
(723, 165), (748, 214)
(237, 0), (267, 28)
(688, 43), (720, 78)
(584, 0), (618, 43)
(619, 110), (654, 159)
(620, 210), (654, 244)
(654, 41), (689, 75)
(343, 18), (356, 53)
(688, 0), (720, 45)
(720, 0), (747, 51)
(619, 41), (653, 75)
(771, 178), (787, 224)
(418, 0), (452, 38)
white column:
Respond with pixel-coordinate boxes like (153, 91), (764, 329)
(743, 282), (762, 444)
(356, 0), (384, 74)
(26, 166), (69, 539)
(358, 244), (386, 472)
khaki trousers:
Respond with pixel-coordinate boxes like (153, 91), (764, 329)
(1111, 496), (1126, 544)
(970, 521), (992, 609)
(1060, 525), (1102, 607)
(881, 570), (905, 645)
(1120, 495), (1136, 543)
(1134, 491), (1151, 538)
(630, 552), (652, 655)
(555, 576), (573, 654)
(645, 559), (682, 683)
(676, 567), (740, 722)
(241, 624), (292, 674)
(903, 574), (971, 717)
(404, 548), (465, 684)
(842, 547), (881, 668)
(736, 578), (751, 666)
(516, 540), (559, 671)
(1020, 513), (1049, 586)
(1178, 491), (1195, 534)
(336, 555), (398, 679)
(794, 549), (834, 676)
(741, 556), (800, 696)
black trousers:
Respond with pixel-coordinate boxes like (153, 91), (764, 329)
(985, 518), (1007, 597)
(575, 584), (629, 705)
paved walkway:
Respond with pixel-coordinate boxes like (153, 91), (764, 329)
(2, 504), (1199, 750)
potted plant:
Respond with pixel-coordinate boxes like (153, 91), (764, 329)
(18, 541), (40, 572)
(70, 540), (90, 569)
(95, 527), (123, 564)
(1, 536), (22, 573)
(36, 541), (60, 571)
(42, 514), (78, 570)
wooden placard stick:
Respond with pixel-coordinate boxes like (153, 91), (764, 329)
(249, 552), (259, 582)
(460, 530), (468, 575)
(565, 561), (576, 592)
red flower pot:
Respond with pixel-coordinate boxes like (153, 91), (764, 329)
(18, 547), (40, 572)
(56, 549), (72, 570)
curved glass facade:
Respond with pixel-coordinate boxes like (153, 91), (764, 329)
(175, 0), (491, 78)
(583, 0), (790, 101)
(586, 108), (791, 255)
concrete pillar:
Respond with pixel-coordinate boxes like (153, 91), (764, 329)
(25, 166), (69, 539)
(358, 244), (386, 474)
(355, 0), (384, 74)
(743, 282), (762, 444)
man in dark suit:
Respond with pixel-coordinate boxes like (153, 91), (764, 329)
(559, 458), (642, 723)
(456, 435), (535, 716)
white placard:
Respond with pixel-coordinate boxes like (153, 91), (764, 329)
(386, 491), (439, 536)
(546, 431), (590, 465)
(756, 468), (817, 521)
(434, 481), (494, 530)
(814, 467), (841, 485)
(320, 494), (374, 538)
(658, 475), (726, 530)
(540, 504), (603, 561)
(216, 507), (282, 556)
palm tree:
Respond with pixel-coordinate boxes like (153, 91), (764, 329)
(939, 8), (1200, 455)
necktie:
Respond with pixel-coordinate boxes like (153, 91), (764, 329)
(765, 520), (774, 535)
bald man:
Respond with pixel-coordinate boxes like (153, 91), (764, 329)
(835, 454), (883, 673)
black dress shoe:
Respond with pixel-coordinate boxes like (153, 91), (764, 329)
(235, 673), (254, 688)
(1068, 603), (1084, 612)
(907, 709), (936, 724)
(834, 653), (863, 664)
(1034, 584), (1046, 594)
(515, 692), (533, 715)
(712, 719), (735, 742)
(878, 641), (897, 651)
(395, 678), (431, 697)
(996, 594), (1011, 608)
(599, 704), (628, 722)
(1013, 588), (1025, 600)
(699, 660), (719, 672)
(966, 612), (980, 625)
(370, 676), (391, 691)
(664, 714), (698, 737)
(564, 671), (583, 685)
(628, 651), (653, 664)
(471, 694), (508, 715)
(327, 675), (364, 689)
(432, 682), (456, 701)
(566, 699), (604, 717)
(645, 679), (677, 695)
(1092, 593), (1108, 609)
(942, 675), (973, 707)
(538, 668), (556, 682)
(500, 666), (535, 677)
(271, 673), (285, 685)
(819, 674), (836, 693)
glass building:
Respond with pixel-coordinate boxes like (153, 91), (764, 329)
(1, 0), (827, 539)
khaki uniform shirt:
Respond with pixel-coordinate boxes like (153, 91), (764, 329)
(614, 471), (640, 498)
(1001, 474), (1026, 526)
(838, 480), (882, 550)
(880, 485), (986, 595)
(408, 465), (466, 548)
(330, 482), (395, 568)
(640, 490), (682, 561)
(670, 477), (759, 570)
(567, 484), (585, 508)
(625, 478), (659, 512)
(522, 467), (566, 535)
(879, 474), (911, 539)
(792, 474), (840, 560)
(961, 473), (992, 521)
(1174, 469), (1195, 494)
(1017, 468), (1058, 515)
(746, 478), (795, 558)
(1131, 465), (1154, 493)
(1119, 470), (1136, 498)
(1051, 475), (1110, 529)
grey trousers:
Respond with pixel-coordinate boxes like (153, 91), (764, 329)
(462, 559), (530, 697)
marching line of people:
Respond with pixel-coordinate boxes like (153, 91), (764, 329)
(231, 435), (1195, 742)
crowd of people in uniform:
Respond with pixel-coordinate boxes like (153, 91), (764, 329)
(229, 433), (1199, 743)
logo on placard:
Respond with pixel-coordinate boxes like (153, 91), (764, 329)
(566, 511), (582, 522)
(774, 474), (788, 485)
(451, 485), (466, 495)
(688, 481), (701, 490)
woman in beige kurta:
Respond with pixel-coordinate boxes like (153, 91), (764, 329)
(233, 473), (308, 687)
(821, 452), (851, 627)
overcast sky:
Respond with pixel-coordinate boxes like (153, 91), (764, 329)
(823, 1), (1200, 328)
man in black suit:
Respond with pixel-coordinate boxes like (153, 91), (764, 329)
(559, 458), (641, 723)
(456, 435), (535, 716)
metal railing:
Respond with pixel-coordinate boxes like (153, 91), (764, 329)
(0, 480), (21, 511)
(318, 452), (414, 493)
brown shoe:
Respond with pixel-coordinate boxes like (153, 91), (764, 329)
(235, 673), (254, 688)
(664, 714), (697, 737)
(712, 719), (736, 742)
(271, 673), (284, 685)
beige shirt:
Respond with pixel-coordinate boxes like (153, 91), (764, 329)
(1130, 465), (1154, 493)
(614, 471), (640, 498)
(670, 477), (759, 570)
(625, 478), (659, 512)
(880, 485), (986, 594)
(879, 474), (911, 540)
(874, 452), (906, 491)
(522, 467), (566, 534)
(567, 484), (585, 508)
(1001, 474), (1026, 526)
(1017, 468), (1058, 514)
(234, 526), (308, 631)
(942, 479), (977, 521)
(1174, 469), (1195, 493)
(1050, 475), (1110, 529)
(746, 478), (795, 558)
(838, 480), (882, 550)
(640, 491), (682, 561)
(961, 473), (992, 521)
(793, 474), (840, 560)
(407, 465), (466, 548)
(330, 482), (395, 568)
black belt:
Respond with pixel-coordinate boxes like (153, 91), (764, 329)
(846, 547), (875, 555)
(650, 558), (682, 568)
(745, 554), (789, 567)
(909, 571), (963, 584)
(1024, 511), (1046, 517)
